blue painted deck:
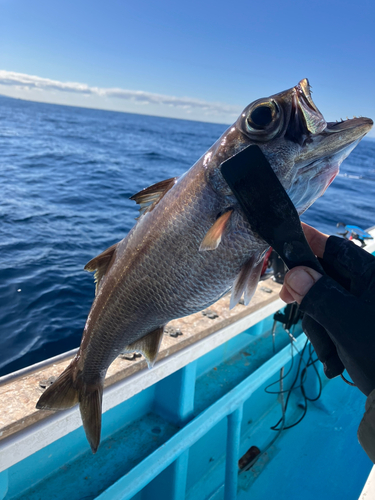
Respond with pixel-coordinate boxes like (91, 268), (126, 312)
(1, 314), (372, 500)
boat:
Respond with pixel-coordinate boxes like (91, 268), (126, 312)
(1, 227), (374, 500)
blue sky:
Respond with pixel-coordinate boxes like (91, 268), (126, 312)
(0, 0), (374, 136)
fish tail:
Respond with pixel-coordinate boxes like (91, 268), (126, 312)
(79, 382), (103, 454)
(36, 361), (80, 410)
(36, 361), (103, 454)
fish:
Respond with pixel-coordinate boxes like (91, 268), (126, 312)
(36, 79), (373, 453)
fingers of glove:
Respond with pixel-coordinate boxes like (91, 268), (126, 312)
(301, 223), (329, 259)
(280, 267), (322, 305)
(302, 314), (344, 379)
(301, 274), (375, 396)
(298, 226), (352, 291)
(317, 255), (351, 292)
(323, 237), (375, 296)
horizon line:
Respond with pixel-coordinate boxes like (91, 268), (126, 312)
(0, 91), (231, 127)
(1, 91), (374, 142)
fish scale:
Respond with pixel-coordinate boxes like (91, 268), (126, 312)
(36, 78), (373, 453)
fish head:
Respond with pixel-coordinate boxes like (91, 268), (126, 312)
(208, 78), (373, 214)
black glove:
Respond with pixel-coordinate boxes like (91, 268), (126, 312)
(299, 236), (375, 397)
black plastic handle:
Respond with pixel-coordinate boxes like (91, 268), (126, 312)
(220, 145), (325, 275)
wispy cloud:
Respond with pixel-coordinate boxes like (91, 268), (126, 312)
(0, 70), (241, 117)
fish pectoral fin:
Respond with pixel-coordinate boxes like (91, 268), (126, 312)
(130, 177), (178, 218)
(84, 243), (118, 295)
(230, 251), (264, 309)
(199, 210), (233, 251)
(125, 326), (164, 368)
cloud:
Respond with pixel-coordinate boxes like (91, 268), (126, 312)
(0, 70), (241, 117)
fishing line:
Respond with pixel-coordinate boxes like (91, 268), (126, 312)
(240, 316), (323, 472)
(270, 340), (322, 431)
(265, 331), (309, 396)
(269, 338), (308, 431)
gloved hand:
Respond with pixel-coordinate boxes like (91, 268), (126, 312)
(280, 223), (375, 397)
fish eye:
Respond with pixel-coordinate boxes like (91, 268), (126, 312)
(249, 105), (273, 129)
(240, 99), (283, 141)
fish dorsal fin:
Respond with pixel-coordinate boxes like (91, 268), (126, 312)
(199, 210), (233, 251)
(130, 177), (178, 218)
(230, 252), (264, 309)
(124, 326), (164, 368)
(84, 243), (118, 295)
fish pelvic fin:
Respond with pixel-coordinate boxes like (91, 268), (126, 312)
(230, 252), (264, 309)
(84, 243), (118, 295)
(130, 177), (178, 219)
(199, 210), (233, 251)
(125, 326), (164, 369)
(79, 383), (103, 454)
(243, 256), (265, 305)
(36, 361), (79, 410)
(230, 255), (256, 309)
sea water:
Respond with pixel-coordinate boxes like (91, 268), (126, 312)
(0, 95), (374, 375)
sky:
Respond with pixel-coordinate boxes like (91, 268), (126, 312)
(0, 0), (374, 136)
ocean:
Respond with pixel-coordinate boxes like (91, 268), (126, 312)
(0, 94), (374, 376)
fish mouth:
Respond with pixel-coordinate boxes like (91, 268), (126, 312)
(326, 116), (374, 135)
(294, 114), (373, 189)
(287, 80), (373, 213)
(297, 115), (373, 166)
(287, 78), (373, 152)
(287, 78), (373, 164)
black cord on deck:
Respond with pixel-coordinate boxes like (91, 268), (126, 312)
(269, 338), (322, 432)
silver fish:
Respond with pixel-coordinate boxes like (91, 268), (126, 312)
(36, 79), (373, 452)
